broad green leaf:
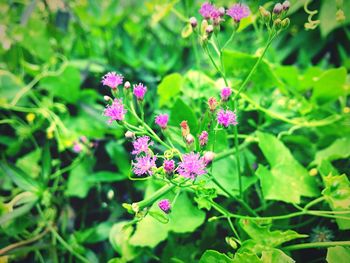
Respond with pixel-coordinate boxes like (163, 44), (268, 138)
(157, 73), (183, 107)
(313, 137), (350, 165)
(311, 67), (347, 104)
(109, 221), (139, 262)
(105, 141), (130, 176)
(181, 23), (193, 38)
(0, 70), (23, 103)
(164, 126), (186, 149)
(199, 250), (233, 263)
(322, 174), (350, 230)
(326, 246), (350, 263)
(320, 0), (350, 37)
(239, 219), (307, 254)
(41, 65), (81, 103)
(232, 252), (261, 263)
(256, 132), (319, 203)
(261, 249), (295, 263)
(87, 171), (127, 183)
(76, 222), (113, 244)
(16, 149), (41, 179)
(169, 98), (198, 133)
(183, 70), (217, 100)
(223, 50), (281, 88)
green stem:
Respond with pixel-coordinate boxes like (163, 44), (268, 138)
(134, 184), (176, 210)
(283, 241), (350, 251)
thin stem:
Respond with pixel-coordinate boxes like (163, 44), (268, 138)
(283, 241), (350, 251)
(227, 217), (241, 242)
(134, 184), (176, 210)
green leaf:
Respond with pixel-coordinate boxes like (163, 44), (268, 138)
(157, 73), (183, 107)
(169, 98), (198, 133)
(261, 249), (295, 263)
(109, 221), (139, 262)
(149, 210), (169, 224)
(222, 50), (281, 88)
(256, 132), (319, 203)
(311, 67), (347, 104)
(76, 222), (113, 244)
(322, 174), (350, 230)
(16, 149), (42, 179)
(199, 250), (233, 263)
(326, 246), (350, 263)
(181, 23), (193, 38)
(41, 65), (81, 103)
(232, 252), (261, 263)
(0, 70), (24, 103)
(313, 137), (350, 165)
(87, 171), (127, 183)
(239, 219), (307, 254)
(105, 141), (130, 176)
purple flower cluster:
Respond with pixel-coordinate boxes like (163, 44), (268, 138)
(199, 131), (208, 146)
(178, 152), (207, 180)
(217, 109), (238, 127)
(103, 99), (127, 123)
(155, 114), (169, 129)
(101, 72), (123, 89)
(132, 155), (157, 176)
(226, 3), (251, 23)
(132, 136), (153, 155)
(163, 159), (175, 174)
(133, 83), (147, 101)
(158, 199), (171, 213)
(221, 87), (232, 101)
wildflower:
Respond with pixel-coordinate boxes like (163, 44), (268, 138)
(133, 83), (147, 100)
(158, 199), (171, 213)
(199, 2), (215, 19)
(178, 152), (207, 179)
(199, 131), (208, 146)
(124, 81), (131, 89)
(163, 159), (175, 174)
(155, 114), (169, 129)
(282, 1), (290, 11)
(217, 109), (238, 127)
(180, 120), (190, 137)
(273, 3), (283, 14)
(208, 97), (218, 112)
(185, 134), (195, 145)
(310, 226), (334, 243)
(203, 151), (215, 165)
(132, 136), (153, 155)
(206, 25), (214, 35)
(125, 131), (135, 140)
(103, 99), (127, 123)
(132, 155), (157, 176)
(72, 142), (82, 153)
(101, 72), (123, 89)
(221, 87), (232, 101)
(227, 3), (250, 23)
(189, 17), (198, 28)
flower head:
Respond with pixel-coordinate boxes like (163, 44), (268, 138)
(221, 87), (232, 101)
(72, 142), (83, 153)
(158, 199), (171, 213)
(132, 155), (157, 176)
(101, 72), (123, 89)
(132, 136), (153, 155)
(273, 3), (283, 14)
(133, 83), (147, 100)
(199, 131), (209, 146)
(217, 109), (238, 127)
(310, 226), (334, 243)
(199, 2), (215, 19)
(227, 3), (250, 23)
(103, 99), (127, 123)
(163, 159), (175, 174)
(178, 152), (207, 180)
(155, 114), (169, 129)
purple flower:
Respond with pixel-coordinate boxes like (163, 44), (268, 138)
(163, 159), (175, 174)
(199, 131), (208, 146)
(221, 87), (232, 101)
(101, 72), (123, 89)
(132, 136), (153, 155)
(158, 199), (171, 213)
(133, 83), (147, 100)
(178, 152), (207, 180)
(199, 2), (215, 19)
(273, 3), (283, 14)
(132, 155), (157, 176)
(217, 109), (238, 127)
(227, 3), (250, 23)
(155, 114), (169, 129)
(103, 99), (127, 123)
(72, 142), (82, 153)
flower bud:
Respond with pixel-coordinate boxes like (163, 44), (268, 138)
(281, 18), (290, 29)
(274, 18), (282, 30)
(189, 17), (198, 28)
(259, 6), (271, 24)
(199, 131), (208, 147)
(125, 131), (135, 140)
(273, 3), (283, 14)
(185, 134), (195, 145)
(180, 121), (190, 137)
(124, 81), (131, 89)
(208, 97), (218, 112)
(336, 9), (345, 22)
(104, 95), (112, 102)
(218, 7), (225, 16)
(282, 1), (290, 11)
(158, 199), (171, 213)
(163, 159), (175, 174)
(206, 25), (214, 35)
(200, 19), (209, 35)
(203, 151), (215, 165)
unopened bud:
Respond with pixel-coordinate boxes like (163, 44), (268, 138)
(208, 97), (218, 112)
(200, 19), (209, 35)
(203, 151), (215, 165)
(206, 25), (214, 35)
(218, 7), (225, 16)
(281, 18), (290, 29)
(273, 3), (283, 14)
(282, 1), (290, 11)
(124, 81), (131, 89)
(104, 95), (112, 101)
(336, 9), (345, 22)
(274, 18), (282, 30)
(189, 17), (198, 28)
(180, 121), (190, 137)
(125, 131), (135, 140)
(259, 6), (271, 23)
(185, 134), (195, 145)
